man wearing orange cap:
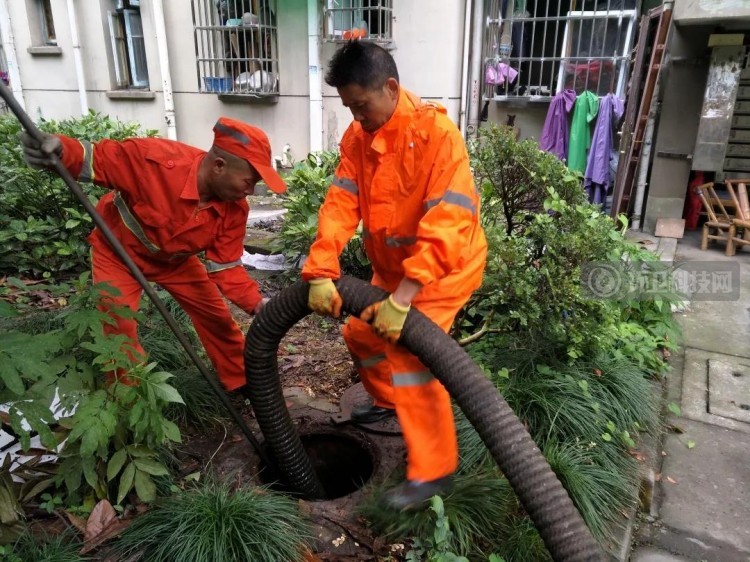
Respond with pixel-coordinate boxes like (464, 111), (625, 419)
(20, 117), (286, 394)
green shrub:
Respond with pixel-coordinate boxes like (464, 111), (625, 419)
(279, 151), (371, 280)
(0, 111), (157, 279)
(112, 480), (311, 562)
(458, 125), (681, 372)
(0, 273), (182, 507)
(469, 124), (585, 235)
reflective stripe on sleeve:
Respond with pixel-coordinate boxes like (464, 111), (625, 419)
(391, 370), (435, 387)
(353, 353), (386, 369)
(78, 140), (95, 183)
(332, 175), (358, 195)
(385, 236), (417, 248)
(424, 189), (477, 215)
(205, 259), (243, 273)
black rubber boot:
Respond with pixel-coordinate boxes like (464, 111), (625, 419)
(383, 475), (454, 511)
(350, 402), (396, 424)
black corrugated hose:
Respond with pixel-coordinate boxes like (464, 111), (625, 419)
(244, 276), (604, 562)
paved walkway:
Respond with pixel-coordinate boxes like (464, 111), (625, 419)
(629, 230), (750, 562)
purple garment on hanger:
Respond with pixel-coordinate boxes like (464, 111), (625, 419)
(584, 93), (624, 205)
(539, 89), (576, 161)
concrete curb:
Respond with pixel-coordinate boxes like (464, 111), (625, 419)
(615, 234), (679, 561)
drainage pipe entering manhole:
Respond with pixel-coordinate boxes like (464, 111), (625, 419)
(259, 432), (374, 500)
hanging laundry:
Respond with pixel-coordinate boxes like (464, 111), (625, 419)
(485, 62), (519, 87)
(584, 93), (624, 205)
(567, 91), (599, 173)
(539, 89), (576, 161)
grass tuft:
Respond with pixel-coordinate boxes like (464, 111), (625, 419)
(9, 530), (88, 562)
(360, 471), (515, 558)
(112, 480), (311, 562)
(163, 369), (229, 428)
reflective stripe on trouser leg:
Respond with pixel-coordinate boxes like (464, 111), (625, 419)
(151, 256), (248, 391)
(342, 317), (395, 409)
(387, 345), (457, 482)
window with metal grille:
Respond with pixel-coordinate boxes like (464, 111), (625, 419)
(323, 0), (393, 43)
(482, 0), (637, 101)
(191, 0), (280, 97)
(108, 0), (149, 89)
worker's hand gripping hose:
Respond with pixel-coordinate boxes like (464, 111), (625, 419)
(245, 277), (605, 562)
(0, 80), (273, 468)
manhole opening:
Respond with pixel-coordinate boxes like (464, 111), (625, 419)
(260, 432), (374, 500)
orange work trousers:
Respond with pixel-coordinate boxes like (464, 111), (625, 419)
(91, 239), (247, 391)
(343, 298), (462, 482)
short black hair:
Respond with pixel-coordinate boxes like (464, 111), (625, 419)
(325, 41), (399, 90)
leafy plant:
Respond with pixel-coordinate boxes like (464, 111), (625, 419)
(361, 472), (514, 559)
(468, 125), (585, 235)
(279, 151), (371, 280)
(38, 493), (63, 514)
(0, 111), (157, 279)
(0, 273), (183, 507)
(406, 496), (470, 562)
(112, 480), (311, 562)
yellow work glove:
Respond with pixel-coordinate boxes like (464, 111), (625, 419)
(307, 278), (343, 318)
(360, 295), (410, 344)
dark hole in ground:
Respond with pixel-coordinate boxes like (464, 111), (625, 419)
(260, 432), (374, 500)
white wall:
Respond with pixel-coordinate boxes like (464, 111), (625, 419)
(673, 0), (750, 24)
(7, 0), (468, 161)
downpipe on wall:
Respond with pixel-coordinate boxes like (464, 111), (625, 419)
(152, 0), (177, 140)
(308, 0), (323, 153)
(466, 0), (484, 138)
(66, 0), (88, 115)
(0, 0), (25, 110)
(459, 0), (472, 137)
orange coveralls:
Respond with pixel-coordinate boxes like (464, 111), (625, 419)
(302, 90), (488, 481)
(58, 136), (261, 391)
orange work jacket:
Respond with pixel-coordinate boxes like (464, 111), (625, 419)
(302, 89), (487, 301)
(57, 136), (262, 313)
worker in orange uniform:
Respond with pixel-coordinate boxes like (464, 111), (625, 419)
(303, 42), (487, 510)
(20, 117), (286, 395)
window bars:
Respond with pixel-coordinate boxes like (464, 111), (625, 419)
(191, 0), (280, 96)
(323, 0), (393, 43)
(482, 0), (637, 101)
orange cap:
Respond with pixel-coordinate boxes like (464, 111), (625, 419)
(212, 117), (286, 194)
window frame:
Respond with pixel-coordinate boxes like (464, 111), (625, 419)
(323, 0), (393, 44)
(482, 0), (637, 102)
(555, 10), (637, 99)
(191, 0), (281, 98)
(107, 5), (150, 90)
(37, 0), (57, 46)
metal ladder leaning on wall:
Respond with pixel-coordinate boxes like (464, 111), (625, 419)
(611, 3), (673, 218)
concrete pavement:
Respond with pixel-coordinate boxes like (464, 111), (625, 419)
(629, 230), (750, 562)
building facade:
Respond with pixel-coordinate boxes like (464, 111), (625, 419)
(0, 0), (468, 163)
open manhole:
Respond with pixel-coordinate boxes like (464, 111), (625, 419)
(260, 432), (375, 500)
